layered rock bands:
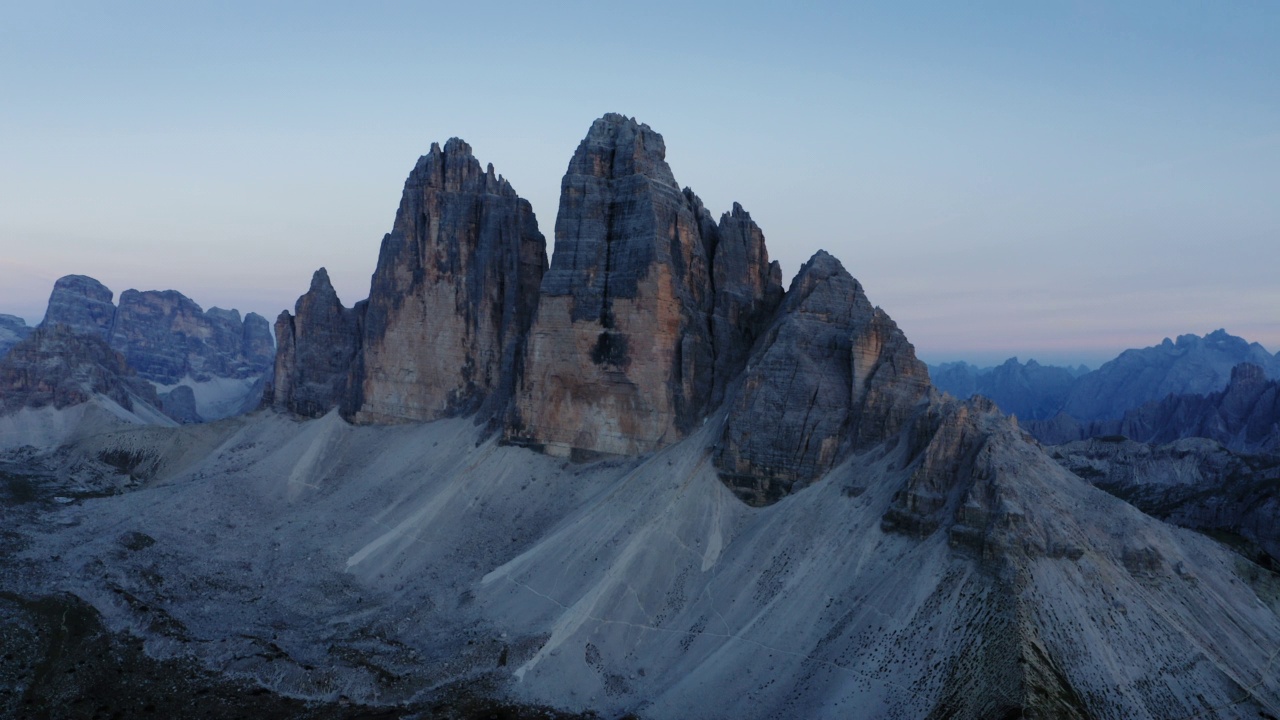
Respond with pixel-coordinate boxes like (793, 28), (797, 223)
(505, 114), (783, 457)
(273, 113), (938, 505)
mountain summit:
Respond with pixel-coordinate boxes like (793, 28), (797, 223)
(11, 115), (1275, 719)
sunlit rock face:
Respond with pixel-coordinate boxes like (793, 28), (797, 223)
(507, 114), (782, 457)
(350, 139), (547, 424)
(271, 268), (363, 418)
(713, 250), (931, 505)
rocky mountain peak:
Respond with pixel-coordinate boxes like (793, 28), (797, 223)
(569, 113), (678, 189)
(506, 115), (781, 458)
(43, 274), (116, 339)
(271, 267), (363, 418)
(338, 138), (547, 424)
(0, 323), (160, 414)
(1229, 361), (1267, 388)
(0, 314), (33, 359)
(714, 250), (930, 505)
(25, 275), (274, 419)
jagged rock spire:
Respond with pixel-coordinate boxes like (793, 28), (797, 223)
(506, 114), (783, 457)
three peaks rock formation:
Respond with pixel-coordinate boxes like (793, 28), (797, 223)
(271, 113), (929, 502)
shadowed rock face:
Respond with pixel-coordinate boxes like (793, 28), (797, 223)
(714, 251), (930, 505)
(1030, 362), (1280, 453)
(38, 275), (274, 388)
(507, 114), (782, 457)
(0, 324), (160, 413)
(109, 290), (273, 384)
(1048, 435), (1280, 566)
(42, 275), (116, 339)
(0, 315), (33, 359)
(350, 139), (547, 424)
(271, 269), (364, 418)
(1061, 329), (1280, 421)
(708, 202), (785, 409)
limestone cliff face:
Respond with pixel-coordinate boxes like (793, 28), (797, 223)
(713, 251), (930, 505)
(109, 290), (273, 384)
(0, 315), (33, 359)
(350, 139), (547, 424)
(507, 114), (782, 457)
(42, 275), (116, 339)
(0, 324), (160, 413)
(271, 269), (364, 418)
(39, 274), (273, 387)
(707, 202), (784, 409)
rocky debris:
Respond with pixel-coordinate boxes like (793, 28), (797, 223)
(348, 139), (547, 425)
(41, 275), (116, 339)
(1061, 329), (1280, 421)
(714, 251), (930, 505)
(271, 268), (364, 418)
(1029, 362), (1280, 452)
(0, 314), (33, 358)
(1048, 435), (1280, 566)
(0, 324), (161, 414)
(507, 114), (782, 457)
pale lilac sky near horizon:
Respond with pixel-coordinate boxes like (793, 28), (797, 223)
(2, 2), (1277, 367)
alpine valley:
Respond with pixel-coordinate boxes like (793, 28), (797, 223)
(1, 115), (1277, 719)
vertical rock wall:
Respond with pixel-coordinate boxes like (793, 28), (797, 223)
(350, 139), (547, 424)
(507, 114), (782, 457)
(271, 268), (364, 418)
(714, 251), (930, 505)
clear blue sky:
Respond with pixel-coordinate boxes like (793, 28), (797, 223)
(2, 1), (1277, 366)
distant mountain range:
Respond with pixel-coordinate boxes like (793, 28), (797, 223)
(932, 329), (1280, 424)
(1, 114), (1277, 719)
(0, 275), (274, 423)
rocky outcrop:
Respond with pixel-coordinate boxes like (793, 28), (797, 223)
(507, 114), (782, 457)
(107, 290), (273, 385)
(42, 275), (116, 339)
(706, 202), (784, 409)
(1048, 436), (1280, 565)
(271, 268), (364, 418)
(348, 139), (547, 424)
(1031, 362), (1280, 452)
(1114, 362), (1280, 452)
(714, 251), (930, 505)
(159, 385), (201, 423)
(32, 274), (274, 421)
(0, 314), (33, 358)
(1060, 329), (1280, 421)
(0, 324), (160, 413)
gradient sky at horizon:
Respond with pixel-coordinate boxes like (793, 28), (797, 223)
(2, 1), (1277, 367)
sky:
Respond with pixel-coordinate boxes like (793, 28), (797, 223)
(1, 1), (1277, 367)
